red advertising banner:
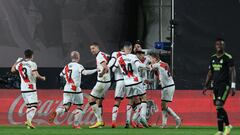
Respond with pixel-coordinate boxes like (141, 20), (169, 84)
(0, 89), (239, 126)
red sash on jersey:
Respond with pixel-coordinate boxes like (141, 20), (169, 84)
(65, 65), (76, 91)
(118, 56), (138, 82)
(18, 63), (30, 83)
(101, 52), (109, 61)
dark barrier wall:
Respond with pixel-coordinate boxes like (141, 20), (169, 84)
(174, 0), (240, 89)
(0, 0), (138, 67)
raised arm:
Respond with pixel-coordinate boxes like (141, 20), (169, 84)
(82, 69), (97, 75)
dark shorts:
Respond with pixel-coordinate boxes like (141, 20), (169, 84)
(213, 83), (230, 106)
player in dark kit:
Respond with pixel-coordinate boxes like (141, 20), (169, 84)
(203, 38), (236, 135)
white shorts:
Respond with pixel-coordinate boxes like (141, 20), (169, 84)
(125, 83), (143, 99)
(63, 92), (83, 106)
(114, 80), (125, 99)
(137, 83), (147, 96)
(161, 85), (175, 102)
(21, 91), (38, 105)
(90, 82), (111, 99)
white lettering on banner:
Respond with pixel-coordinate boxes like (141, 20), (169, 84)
(8, 94), (97, 125)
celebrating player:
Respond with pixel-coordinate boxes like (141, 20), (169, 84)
(112, 42), (149, 128)
(11, 49), (46, 129)
(88, 42), (111, 128)
(203, 38), (236, 135)
(49, 51), (97, 129)
(149, 52), (181, 128)
(108, 49), (126, 128)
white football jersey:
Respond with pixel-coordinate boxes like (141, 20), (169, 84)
(16, 60), (37, 91)
(96, 51), (111, 82)
(60, 62), (85, 92)
(151, 61), (174, 88)
(115, 54), (145, 86)
(108, 51), (125, 81)
(139, 55), (151, 81)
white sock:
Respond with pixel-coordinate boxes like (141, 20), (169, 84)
(162, 109), (168, 125)
(132, 104), (142, 122)
(26, 107), (37, 122)
(126, 105), (132, 124)
(91, 104), (102, 122)
(167, 107), (180, 120)
(56, 106), (66, 116)
(140, 102), (147, 119)
(72, 109), (83, 126)
(112, 106), (119, 122)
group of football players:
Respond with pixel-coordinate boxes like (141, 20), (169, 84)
(11, 41), (181, 129)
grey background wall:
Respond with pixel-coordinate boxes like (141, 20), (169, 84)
(0, 0), (139, 67)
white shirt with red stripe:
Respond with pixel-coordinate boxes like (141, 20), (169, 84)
(16, 60), (37, 91)
(60, 62), (85, 92)
(151, 61), (174, 88)
(96, 51), (111, 82)
(114, 54), (145, 87)
(139, 55), (151, 81)
(108, 51), (125, 81)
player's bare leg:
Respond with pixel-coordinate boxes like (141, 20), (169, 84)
(161, 101), (181, 128)
(89, 96), (104, 128)
(112, 98), (122, 128)
(25, 104), (38, 129)
(72, 105), (84, 129)
(140, 94), (149, 127)
(49, 103), (70, 123)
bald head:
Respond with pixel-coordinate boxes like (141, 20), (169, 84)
(71, 51), (80, 62)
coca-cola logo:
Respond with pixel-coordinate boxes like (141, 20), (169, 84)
(8, 93), (97, 125)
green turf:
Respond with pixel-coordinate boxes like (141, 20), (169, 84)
(0, 126), (239, 135)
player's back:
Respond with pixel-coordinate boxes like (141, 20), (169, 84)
(62, 62), (84, 88)
(16, 60), (37, 91)
(117, 54), (142, 86)
(110, 51), (125, 81)
(154, 61), (174, 87)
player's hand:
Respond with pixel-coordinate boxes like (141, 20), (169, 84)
(202, 86), (208, 95)
(42, 76), (46, 81)
(230, 88), (236, 96)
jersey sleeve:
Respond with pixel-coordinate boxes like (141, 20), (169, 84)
(78, 65), (85, 74)
(112, 59), (119, 72)
(31, 62), (38, 71)
(108, 52), (117, 68)
(227, 57), (234, 67)
(208, 58), (213, 71)
(60, 66), (66, 77)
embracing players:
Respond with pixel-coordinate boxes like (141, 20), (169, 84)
(88, 42), (111, 128)
(203, 38), (236, 135)
(112, 42), (149, 128)
(11, 49), (46, 129)
(149, 52), (181, 128)
(49, 51), (97, 129)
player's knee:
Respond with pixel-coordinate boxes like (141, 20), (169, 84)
(114, 100), (121, 106)
(214, 100), (224, 107)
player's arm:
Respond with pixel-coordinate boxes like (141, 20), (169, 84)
(228, 56), (236, 96)
(107, 55), (116, 68)
(81, 69), (97, 75)
(32, 63), (45, 81)
(11, 57), (23, 73)
(33, 71), (46, 81)
(99, 61), (109, 77)
(203, 69), (212, 95)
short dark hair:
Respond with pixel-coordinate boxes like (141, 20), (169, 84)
(215, 38), (225, 45)
(89, 42), (100, 47)
(149, 52), (160, 60)
(123, 41), (132, 48)
(24, 49), (34, 58)
(133, 40), (143, 46)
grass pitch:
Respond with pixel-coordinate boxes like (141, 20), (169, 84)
(0, 126), (240, 135)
